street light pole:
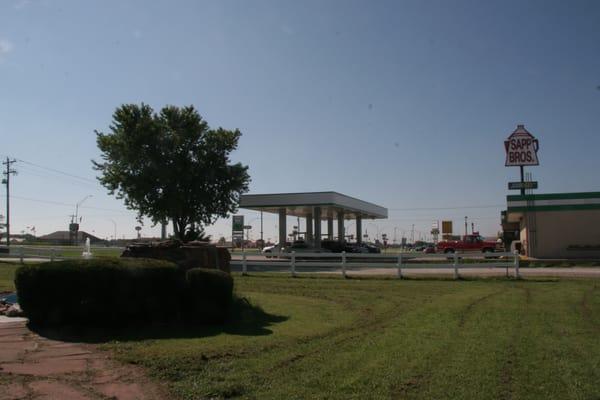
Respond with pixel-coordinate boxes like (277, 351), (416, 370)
(107, 218), (117, 244)
(74, 195), (92, 245)
(75, 195), (93, 223)
(260, 210), (263, 244)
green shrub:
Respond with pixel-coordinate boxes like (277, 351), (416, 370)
(15, 258), (183, 327)
(185, 268), (234, 323)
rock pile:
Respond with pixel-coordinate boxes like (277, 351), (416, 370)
(121, 240), (231, 273)
(0, 298), (24, 317)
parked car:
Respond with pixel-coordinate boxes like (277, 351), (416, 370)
(261, 242), (291, 258)
(423, 246), (436, 254)
(279, 240), (332, 258)
(320, 240), (380, 254)
(361, 243), (381, 253)
(283, 240), (331, 254)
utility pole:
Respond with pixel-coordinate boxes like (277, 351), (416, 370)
(464, 216), (468, 237)
(2, 158), (17, 247)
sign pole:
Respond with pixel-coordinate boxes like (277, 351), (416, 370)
(520, 165), (525, 196)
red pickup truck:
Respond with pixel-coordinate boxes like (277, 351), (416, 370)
(436, 234), (500, 254)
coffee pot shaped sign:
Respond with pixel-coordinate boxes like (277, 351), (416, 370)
(504, 124), (540, 167)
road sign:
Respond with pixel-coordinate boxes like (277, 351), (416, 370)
(243, 225), (252, 229)
(504, 125), (539, 167)
(232, 215), (244, 233)
(508, 181), (538, 190)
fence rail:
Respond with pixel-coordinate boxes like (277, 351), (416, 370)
(232, 251), (521, 279)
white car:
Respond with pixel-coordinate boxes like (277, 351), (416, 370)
(261, 244), (281, 258)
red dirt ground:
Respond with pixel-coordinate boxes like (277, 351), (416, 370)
(0, 320), (168, 400)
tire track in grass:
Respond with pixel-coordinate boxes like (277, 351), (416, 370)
(385, 286), (507, 398)
(397, 286), (513, 400)
(264, 297), (411, 373)
(457, 289), (506, 328)
(513, 282), (599, 399)
(249, 284), (450, 387)
(190, 286), (416, 398)
(499, 286), (529, 400)
(580, 284), (599, 332)
(224, 296), (415, 400)
(255, 282), (444, 374)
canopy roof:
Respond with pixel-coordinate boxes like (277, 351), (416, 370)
(239, 191), (388, 219)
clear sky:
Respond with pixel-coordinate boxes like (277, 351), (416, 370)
(1, 0), (599, 242)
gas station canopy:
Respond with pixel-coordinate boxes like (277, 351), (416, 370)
(239, 191), (388, 219)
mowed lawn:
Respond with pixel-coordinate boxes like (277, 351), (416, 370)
(0, 263), (18, 292)
(104, 275), (600, 400)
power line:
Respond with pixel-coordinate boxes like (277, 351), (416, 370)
(2, 155), (98, 184)
(16, 165), (101, 190)
(9, 195), (131, 213)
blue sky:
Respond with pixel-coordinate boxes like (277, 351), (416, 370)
(1, 0), (599, 241)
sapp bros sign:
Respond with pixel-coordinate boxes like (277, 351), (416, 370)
(504, 125), (539, 167)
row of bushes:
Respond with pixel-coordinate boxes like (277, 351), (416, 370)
(14, 258), (233, 327)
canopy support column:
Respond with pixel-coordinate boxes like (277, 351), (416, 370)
(306, 213), (313, 244)
(327, 216), (334, 240)
(314, 207), (322, 248)
(278, 208), (287, 249)
(356, 215), (362, 244)
(337, 211), (345, 243)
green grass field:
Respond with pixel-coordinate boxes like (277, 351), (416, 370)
(14, 245), (123, 259)
(1, 262), (598, 399)
(103, 275), (600, 400)
(0, 263), (18, 292)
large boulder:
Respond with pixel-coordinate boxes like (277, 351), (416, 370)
(121, 240), (231, 273)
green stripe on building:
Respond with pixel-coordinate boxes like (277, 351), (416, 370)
(507, 192), (600, 202)
(507, 204), (600, 212)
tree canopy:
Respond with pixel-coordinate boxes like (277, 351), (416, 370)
(93, 104), (250, 241)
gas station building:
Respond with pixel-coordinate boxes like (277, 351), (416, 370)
(503, 191), (600, 259)
(239, 191), (388, 248)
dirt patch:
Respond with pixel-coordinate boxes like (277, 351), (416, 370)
(0, 320), (169, 400)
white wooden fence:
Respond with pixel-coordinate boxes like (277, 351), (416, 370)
(232, 251), (521, 279)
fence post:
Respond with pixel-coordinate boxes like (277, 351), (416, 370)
(19, 247), (24, 264)
(291, 251), (296, 277)
(453, 252), (459, 280)
(397, 253), (403, 279)
(513, 250), (520, 279)
(242, 252), (247, 276)
(50, 248), (55, 262)
(341, 251), (347, 278)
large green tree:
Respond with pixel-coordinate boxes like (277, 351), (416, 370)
(93, 104), (250, 241)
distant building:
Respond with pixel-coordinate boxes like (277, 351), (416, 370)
(504, 192), (600, 259)
(38, 231), (105, 245)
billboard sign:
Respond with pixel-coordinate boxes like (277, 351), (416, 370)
(232, 215), (244, 233)
(504, 125), (539, 167)
(441, 221), (453, 234)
